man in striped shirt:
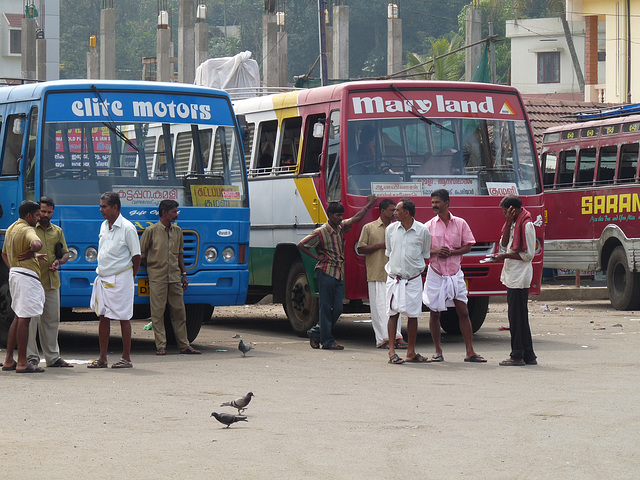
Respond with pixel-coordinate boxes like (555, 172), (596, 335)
(298, 194), (377, 350)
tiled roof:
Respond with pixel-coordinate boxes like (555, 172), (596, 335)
(522, 96), (613, 154)
(5, 13), (23, 28)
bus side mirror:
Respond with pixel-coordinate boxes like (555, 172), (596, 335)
(312, 121), (324, 138)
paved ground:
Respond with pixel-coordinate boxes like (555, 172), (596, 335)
(1, 295), (638, 479)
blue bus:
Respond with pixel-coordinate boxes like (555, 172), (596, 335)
(0, 80), (249, 344)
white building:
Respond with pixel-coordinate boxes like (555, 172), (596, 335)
(506, 17), (604, 100)
(0, 0), (59, 82)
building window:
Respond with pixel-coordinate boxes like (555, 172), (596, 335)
(537, 52), (560, 83)
(9, 29), (21, 54)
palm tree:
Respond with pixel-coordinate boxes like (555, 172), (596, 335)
(405, 33), (464, 81)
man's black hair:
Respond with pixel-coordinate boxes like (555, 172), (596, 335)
(101, 192), (121, 210)
(19, 200), (40, 219)
(159, 199), (179, 215)
(327, 202), (345, 215)
(39, 196), (55, 208)
(379, 198), (396, 212)
(430, 189), (449, 203)
(398, 198), (415, 217)
(499, 195), (523, 209)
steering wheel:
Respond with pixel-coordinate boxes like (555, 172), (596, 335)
(373, 160), (393, 175)
(44, 168), (88, 179)
(348, 160), (393, 175)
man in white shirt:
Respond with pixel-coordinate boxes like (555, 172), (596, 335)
(489, 195), (537, 366)
(384, 198), (431, 364)
(88, 192), (141, 369)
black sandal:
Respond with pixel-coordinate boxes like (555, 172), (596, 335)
(388, 353), (405, 364)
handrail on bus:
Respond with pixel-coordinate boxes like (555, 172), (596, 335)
(226, 86), (299, 101)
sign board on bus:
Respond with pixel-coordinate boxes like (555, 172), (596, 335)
(45, 91), (235, 126)
(190, 185), (242, 207)
(117, 186), (184, 207)
(348, 90), (525, 120)
(413, 175), (479, 196)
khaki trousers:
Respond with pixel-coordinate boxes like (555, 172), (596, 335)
(149, 281), (189, 350)
(27, 288), (61, 366)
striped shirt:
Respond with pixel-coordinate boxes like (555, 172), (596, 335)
(299, 221), (354, 280)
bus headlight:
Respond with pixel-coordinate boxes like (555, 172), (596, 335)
(205, 247), (218, 262)
(68, 247), (78, 262)
(222, 247), (235, 262)
(85, 247), (98, 262)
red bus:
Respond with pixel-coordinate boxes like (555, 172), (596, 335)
(541, 104), (640, 309)
(234, 80), (544, 334)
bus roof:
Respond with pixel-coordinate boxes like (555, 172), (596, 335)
(0, 79), (231, 104)
(542, 112), (640, 140)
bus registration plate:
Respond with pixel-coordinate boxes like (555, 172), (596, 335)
(138, 278), (150, 296)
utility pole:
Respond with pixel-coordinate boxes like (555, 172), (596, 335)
(317, 0), (328, 86)
(488, 21), (496, 83)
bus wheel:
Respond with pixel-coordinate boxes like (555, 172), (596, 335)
(284, 261), (319, 336)
(0, 265), (13, 347)
(164, 304), (213, 344)
(607, 247), (640, 310)
(438, 296), (489, 335)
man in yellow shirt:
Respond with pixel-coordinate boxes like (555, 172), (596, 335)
(1, 201), (46, 373)
(27, 197), (72, 368)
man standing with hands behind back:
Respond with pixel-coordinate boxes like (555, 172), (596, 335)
(27, 197), (73, 368)
(139, 199), (201, 356)
(88, 192), (140, 369)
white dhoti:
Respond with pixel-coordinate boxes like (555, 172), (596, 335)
(9, 267), (45, 318)
(422, 265), (467, 312)
(369, 281), (402, 345)
(385, 275), (423, 318)
(90, 269), (134, 321)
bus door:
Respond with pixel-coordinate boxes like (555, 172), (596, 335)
(324, 109), (341, 203)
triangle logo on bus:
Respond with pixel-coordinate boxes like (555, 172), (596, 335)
(500, 101), (516, 115)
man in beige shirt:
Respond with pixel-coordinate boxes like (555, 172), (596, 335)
(139, 199), (200, 355)
(357, 199), (406, 349)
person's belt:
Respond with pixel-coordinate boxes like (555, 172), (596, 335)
(13, 270), (40, 281)
(390, 273), (421, 283)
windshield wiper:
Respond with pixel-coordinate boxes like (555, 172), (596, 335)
(389, 84), (455, 134)
(91, 84), (139, 152)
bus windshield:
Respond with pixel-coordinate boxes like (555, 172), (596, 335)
(346, 117), (539, 197)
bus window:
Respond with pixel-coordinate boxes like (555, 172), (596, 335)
(144, 135), (156, 174)
(576, 148), (596, 186)
(301, 114), (324, 173)
(255, 120), (277, 172)
(2, 114), (25, 176)
(597, 146), (617, 184)
(174, 131), (192, 175)
(541, 152), (557, 188)
(326, 110), (341, 202)
(618, 144), (639, 183)
(557, 150), (576, 187)
(277, 116), (301, 172)
(24, 107), (38, 200)
(242, 122), (255, 167)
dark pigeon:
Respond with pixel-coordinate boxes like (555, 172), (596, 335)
(221, 392), (254, 414)
(238, 339), (252, 357)
(211, 412), (248, 428)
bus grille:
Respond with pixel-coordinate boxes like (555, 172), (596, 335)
(137, 229), (198, 269)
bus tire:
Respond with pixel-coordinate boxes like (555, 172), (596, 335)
(606, 247), (640, 310)
(0, 263), (13, 347)
(438, 296), (489, 335)
(164, 304), (213, 344)
(284, 261), (318, 336)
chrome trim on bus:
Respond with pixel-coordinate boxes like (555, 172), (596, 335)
(468, 290), (506, 295)
(251, 223), (322, 230)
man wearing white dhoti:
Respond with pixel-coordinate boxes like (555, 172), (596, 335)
(384, 198), (431, 365)
(88, 192), (140, 369)
(1, 201), (46, 373)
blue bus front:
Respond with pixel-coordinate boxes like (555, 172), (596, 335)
(37, 82), (249, 338)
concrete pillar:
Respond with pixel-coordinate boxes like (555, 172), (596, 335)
(332, 6), (349, 79)
(262, 14), (277, 86)
(195, 21), (209, 69)
(585, 16), (598, 86)
(21, 18), (37, 81)
(277, 30), (288, 87)
(387, 17), (402, 76)
(157, 26), (171, 82)
(464, 8), (482, 81)
(87, 47), (99, 79)
(36, 37), (47, 81)
(100, 7), (116, 79)
(325, 24), (334, 80)
(178, 0), (196, 84)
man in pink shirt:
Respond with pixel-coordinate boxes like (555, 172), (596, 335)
(422, 189), (486, 363)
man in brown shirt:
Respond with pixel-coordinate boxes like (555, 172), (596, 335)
(139, 200), (200, 355)
(1, 201), (46, 373)
(357, 198), (406, 348)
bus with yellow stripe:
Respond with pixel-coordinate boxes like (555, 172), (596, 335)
(233, 80), (544, 335)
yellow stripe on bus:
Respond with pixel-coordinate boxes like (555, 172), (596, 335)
(273, 91), (300, 123)
(294, 177), (327, 224)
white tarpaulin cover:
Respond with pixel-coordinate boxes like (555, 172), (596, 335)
(194, 51), (260, 89)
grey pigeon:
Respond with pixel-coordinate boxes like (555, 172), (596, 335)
(211, 412), (248, 428)
(238, 339), (252, 357)
(221, 392), (254, 414)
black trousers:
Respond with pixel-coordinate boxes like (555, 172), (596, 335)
(506, 288), (536, 361)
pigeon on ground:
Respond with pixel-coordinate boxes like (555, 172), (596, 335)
(211, 412), (248, 428)
(221, 392), (254, 414)
(238, 339), (252, 357)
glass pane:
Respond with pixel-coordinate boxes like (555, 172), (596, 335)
(557, 150), (576, 187)
(619, 144), (638, 183)
(576, 148), (596, 185)
(597, 146), (617, 184)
